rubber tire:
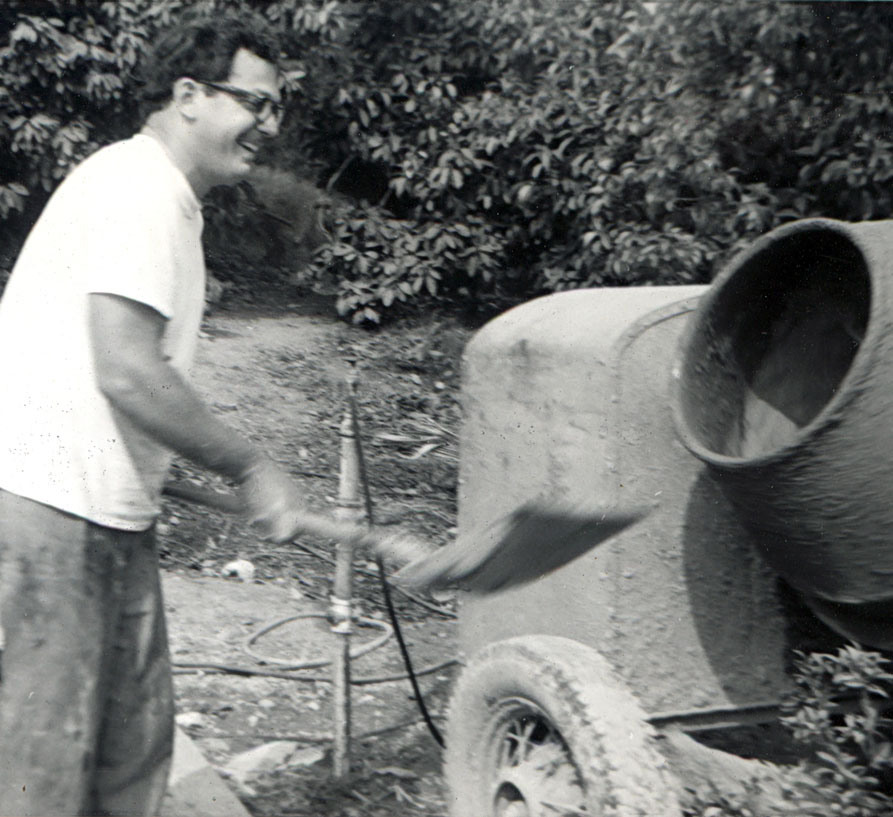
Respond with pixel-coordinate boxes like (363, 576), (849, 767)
(444, 635), (680, 817)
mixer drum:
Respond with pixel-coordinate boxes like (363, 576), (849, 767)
(673, 218), (893, 616)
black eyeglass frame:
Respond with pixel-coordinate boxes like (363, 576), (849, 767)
(195, 79), (285, 123)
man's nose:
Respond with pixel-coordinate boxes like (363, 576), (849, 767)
(256, 114), (280, 138)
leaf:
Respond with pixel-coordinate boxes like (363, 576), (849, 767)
(403, 442), (441, 460)
(374, 766), (418, 780)
(374, 433), (419, 443)
(10, 21), (38, 44)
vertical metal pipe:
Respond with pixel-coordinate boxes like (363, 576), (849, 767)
(331, 373), (363, 777)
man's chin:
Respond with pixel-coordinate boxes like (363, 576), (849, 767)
(224, 161), (254, 184)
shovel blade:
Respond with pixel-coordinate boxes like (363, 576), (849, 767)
(394, 501), (650, 594)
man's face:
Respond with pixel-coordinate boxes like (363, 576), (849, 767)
(190, 48), (282, 191)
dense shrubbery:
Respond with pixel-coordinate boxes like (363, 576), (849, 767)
(2, 1), (893, 321)
(683, 644), (893, 817)
(782, 645), (893, 815)
(293, 0), (893, 321)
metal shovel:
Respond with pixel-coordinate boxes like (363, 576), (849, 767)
(393, 500), (650, 593)
(162, 480), (648, 594)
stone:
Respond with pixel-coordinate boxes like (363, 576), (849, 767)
(176, 711), (208, 730)
(222, 559), (256, 582)
(221, 741), (325, 788)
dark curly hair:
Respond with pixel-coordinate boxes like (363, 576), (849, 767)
(134, 11), (282, 120)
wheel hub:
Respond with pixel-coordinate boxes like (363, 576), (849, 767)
(491, 709), (586, 817)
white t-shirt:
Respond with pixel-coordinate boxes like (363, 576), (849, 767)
(0, 133), (205, 530)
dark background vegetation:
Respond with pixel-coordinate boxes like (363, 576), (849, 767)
(2, 0), (893, 322)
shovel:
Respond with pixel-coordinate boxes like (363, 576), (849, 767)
(162, 480), (649, 594)
(393, 501), (649, 593)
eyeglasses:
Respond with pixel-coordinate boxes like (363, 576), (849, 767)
(196, 80), (285, 124)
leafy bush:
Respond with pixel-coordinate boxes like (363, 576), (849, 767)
(781, 644), (893, 816)
(298, 0), (661, 319)
(3, 1), (893, 320)
(682, 643), (893, 817)
(313, 202), (502, 323)
(291, 0), (893, 321)
(0, 2), (207, 226)
(203, 165), (331, 290)
(682, 791), (765, 817)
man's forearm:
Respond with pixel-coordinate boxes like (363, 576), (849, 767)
(100, 357), (262, 481)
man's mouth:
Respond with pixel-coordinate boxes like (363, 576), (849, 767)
(238, 140), (259, 161)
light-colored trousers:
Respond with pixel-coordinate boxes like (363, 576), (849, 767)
(0, 489), (174, 816)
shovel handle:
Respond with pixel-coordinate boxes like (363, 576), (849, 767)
(162, 480), (431, 566)
(163, 480), (243, 514)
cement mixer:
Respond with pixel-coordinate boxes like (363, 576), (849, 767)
(440, 218), (893, 817)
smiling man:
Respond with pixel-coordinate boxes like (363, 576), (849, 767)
(0, 13), (306, 816)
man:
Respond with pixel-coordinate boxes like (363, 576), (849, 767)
(0, 13), (304, 816)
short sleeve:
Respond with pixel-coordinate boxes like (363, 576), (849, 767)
(82, 147), (180, 318)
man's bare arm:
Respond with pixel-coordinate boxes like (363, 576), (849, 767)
(90, 292), (259, 477)
(89, 292), (303, 539)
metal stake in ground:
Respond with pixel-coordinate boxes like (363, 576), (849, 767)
(331, 372), (364, 778)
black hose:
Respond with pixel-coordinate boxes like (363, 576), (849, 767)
(346, 376), (446, 749)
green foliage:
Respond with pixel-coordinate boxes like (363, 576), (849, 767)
(781, 644), (893, 816)
(316, 203), (502, 323)
(0, 0), (184, 245)
(4, 1), (893, 320)
(683, 644), (893, 817)
(291, 0), (893, 321)
(203, 165), (330, 288)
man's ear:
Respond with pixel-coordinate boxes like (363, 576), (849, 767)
(171, 78), (202, 121)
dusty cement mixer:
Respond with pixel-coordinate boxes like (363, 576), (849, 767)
(441, 218), (893, 817)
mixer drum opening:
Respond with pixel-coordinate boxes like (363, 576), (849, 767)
(676, 226), (871, 461)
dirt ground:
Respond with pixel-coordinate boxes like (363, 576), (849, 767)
(158, 291), (474, 817)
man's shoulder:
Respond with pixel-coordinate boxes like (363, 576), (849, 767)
(74, 135), (167, 181)
(63, 135), (186, 213)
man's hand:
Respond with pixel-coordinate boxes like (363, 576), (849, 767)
(238, 456), (306, 542)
